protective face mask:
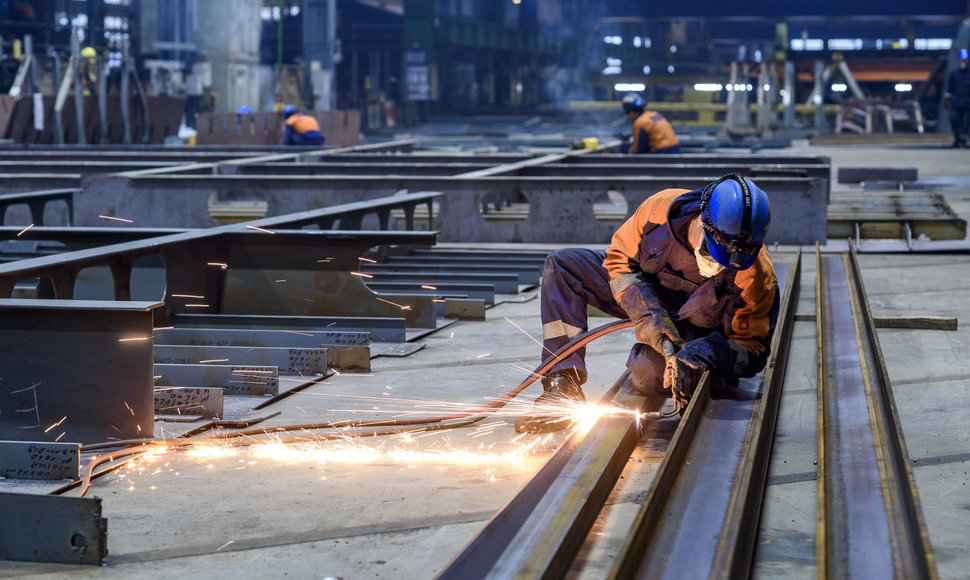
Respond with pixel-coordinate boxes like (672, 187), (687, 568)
(695, 244), (725, 278)
(962, 62), (969, 70)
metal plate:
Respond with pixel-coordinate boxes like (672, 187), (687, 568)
(153, 387), (224, 418)
(154, 364), (279, 396)
(154, 345), (328, 376)
(0, 299), (157, 444)
(0, 492), (107, 565)
(0, 440), (80, 480)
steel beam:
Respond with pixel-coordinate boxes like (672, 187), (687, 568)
(231, 162), (494, 176)
(363, 281), (496, 305)
(154, 328), (370, 371)
(518, 162), (829, 183)
(0, 193), (442, 328)
(154, 344), (329, 376)
(438, 376), (666, 580)
(362, 271), (520, 294)
(0, 189), (76, 227)
(0, 299), (158, 444)
(79, 175), (826, 244)
(816, 247), (937, 579)
(611, 260), (798, 579)
(560, 153), (830, 167)
(837, 167), (918, 184)
(171, 313), (407, 342)
(0, 175), (80, 195)
(360, 262), (540, 285)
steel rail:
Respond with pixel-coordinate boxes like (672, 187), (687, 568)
(436, 373), (667, 580)
(437, 255), (800, 580)
(609, 256), (799, 580)
(815, 245), (937, 579)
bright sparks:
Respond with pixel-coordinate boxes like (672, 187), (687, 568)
(16, 224), (34, 236)
(246, 225), (276, 234)
(98, 215), (134, 223)
(375, 297), (412, 310)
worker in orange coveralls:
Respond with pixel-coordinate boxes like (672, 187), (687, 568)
(516, 174), (778, 433)
(622, 92), (681, 154)
(281, 104), (325, 146)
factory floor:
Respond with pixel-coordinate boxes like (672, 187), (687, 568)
(1, 141), (969, 580)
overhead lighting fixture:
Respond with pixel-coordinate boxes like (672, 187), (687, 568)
(615, 83), (646, 92)
(694, 83), (723, 92)
(832, 83), (848, 92)
(895, 83), (913, 92)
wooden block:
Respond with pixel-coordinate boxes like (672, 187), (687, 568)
(873, 316), (958, 331)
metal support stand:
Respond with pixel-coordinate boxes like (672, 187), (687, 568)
(813, 60), (828, 130)
(783, 60), (795, 128)
(71, 34), (87, 145)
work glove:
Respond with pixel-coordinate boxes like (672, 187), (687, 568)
(664, 352), (704, 407)
(663, 335), (750, 406)
(617, 282), (683, 354)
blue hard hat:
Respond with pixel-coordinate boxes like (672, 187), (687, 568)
(699, 174), (771, 271)
(621, 92), (645, 113)
(282, 104), (297, 117)
(960, 48), (969, 60)
(237, 106), (252, 115)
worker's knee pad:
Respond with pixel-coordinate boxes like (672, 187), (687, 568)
(626, 343), (666, 396)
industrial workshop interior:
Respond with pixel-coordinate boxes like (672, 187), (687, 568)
(1, 1), (969, 579)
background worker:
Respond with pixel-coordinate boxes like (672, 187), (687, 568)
(516, 174), (778, 434)
(78, 46), (98, 96)
(943, 48), (970, 148)
(281, 104), (325, 146)
(622, 92), (681, 154)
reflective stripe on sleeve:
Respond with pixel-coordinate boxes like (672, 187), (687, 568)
(543, 320), (584, 340)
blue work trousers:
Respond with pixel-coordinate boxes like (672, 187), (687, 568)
(540, 248), (668, 394)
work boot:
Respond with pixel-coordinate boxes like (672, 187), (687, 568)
(514, 371), (586, 434)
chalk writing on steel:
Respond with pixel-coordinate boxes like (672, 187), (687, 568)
(8, 382), (42, 429)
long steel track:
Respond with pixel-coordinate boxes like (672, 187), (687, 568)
(816, 245), (937, 579)
(438, 253), (801, 579)
(609, 257), (798, 580)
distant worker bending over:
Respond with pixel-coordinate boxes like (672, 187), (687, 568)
(281, 105), (325, 146)
(622, 92), (681, 154)
(516, 174), (778, 433)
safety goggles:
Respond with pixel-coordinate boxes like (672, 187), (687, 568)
(699, 174), (762, 266)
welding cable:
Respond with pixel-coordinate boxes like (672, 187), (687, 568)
(195, 318), (641, 441)
(63, 319), (674, 497)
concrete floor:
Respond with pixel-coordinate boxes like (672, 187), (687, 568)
(1, 141), (969, 579)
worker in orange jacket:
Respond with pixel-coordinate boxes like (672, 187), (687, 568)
(622, 93), (681, 154)
(281, 105), (325, 146)
(516, 174), (778, 433)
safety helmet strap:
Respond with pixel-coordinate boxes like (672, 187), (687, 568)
(700, 173), (756, 254)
